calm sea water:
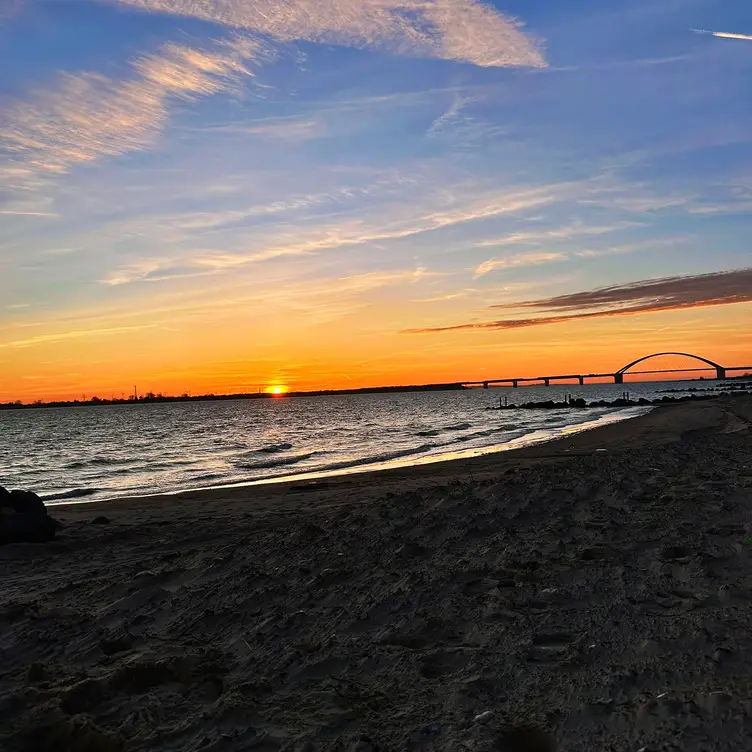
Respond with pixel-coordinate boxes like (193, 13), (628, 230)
(0, 380), (720, 504)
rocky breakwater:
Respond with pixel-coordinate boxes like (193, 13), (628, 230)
(488, 393), (728, 411)
(0, 486), (61, 545)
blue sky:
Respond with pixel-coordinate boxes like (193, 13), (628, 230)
(0, 0), (750, 397)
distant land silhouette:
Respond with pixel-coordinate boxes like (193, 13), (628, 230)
(1, 374), (750, 410)
(0, 382), (468, 410)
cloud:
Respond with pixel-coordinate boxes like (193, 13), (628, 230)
(134, 178), (416, 234)
(52, 266), (437, 336)
(691, 29), (752, 42)
(475, 251), (567, 277)
(100, 181), (569, 285)
(0, 210), (57, 217)
(472, 221), (648, 276)
(474, 221), (638, 250)
(427, 94), (471, 137)
(103, 0), (546, 68)
(0, 325), (159, 349)
(103, 259), (174, 286)
(426, 93), (509, 149)
(405, 268), (752, 333)
(0, 36), (262, 178)
(577, 194), (691, 214)
(2, 1), (543, 187)
(572, 237), (687, 259)
(190, 116), (324, 141)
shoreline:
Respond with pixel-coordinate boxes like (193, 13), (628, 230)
(54, 397), (727, 520)
(49, 404), (650, 508)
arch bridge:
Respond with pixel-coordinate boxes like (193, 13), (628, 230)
(464, 352), (752, 389)
(613, 352), (726, 383)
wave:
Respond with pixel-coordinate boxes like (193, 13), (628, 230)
(65, 457), (133, 469)
(187, 472), (226, 483)
(236, 452), (316, 471)
(258, 442), (293, 454)
(41, 488), (100, 501)
(279, 444), (436, 476)
(446, 427), (525, 445)
(415, 422), (475, 438)
(442, 422), (472, 431)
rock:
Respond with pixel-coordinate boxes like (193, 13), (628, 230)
(9, 489), (47, 516)
(91, 516), (111, 525)
(0, 487), (59, 545)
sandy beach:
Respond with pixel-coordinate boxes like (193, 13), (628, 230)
(2, 395), (751, 751)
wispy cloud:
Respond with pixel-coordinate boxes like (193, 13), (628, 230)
(427, 94), (472, 138)
(473, 221), (642, 276)
(188, 116), (324, 141)
(2, 0), (544, 190)
(103, 0), (546, 68)
(426, 93), (509, 149)
(28, 266), (437, 337)
(100, 181), (572, 285)
(691, 29), (752, 42)
(0, 325), (159, 349)
(577, 193), (691, 214)
(573, 237), (687, 259)
(475, 251), (567, 277)
(0, 210), (57, 217)
(475, 221), (637, 249)
(0, 36), (262, 179)
(405, 268), (752, 333)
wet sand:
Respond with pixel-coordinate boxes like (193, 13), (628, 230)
(1, 396), (751, 751)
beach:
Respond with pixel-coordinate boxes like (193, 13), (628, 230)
(1, 395), (751, 751)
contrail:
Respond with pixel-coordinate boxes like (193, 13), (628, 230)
(690, 28), (752, 41)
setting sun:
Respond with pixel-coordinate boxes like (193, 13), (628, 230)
(267, 385), (289, 396)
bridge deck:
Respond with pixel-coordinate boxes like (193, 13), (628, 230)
(463, 364), (751, 387)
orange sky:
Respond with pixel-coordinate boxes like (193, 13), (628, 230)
(2, 291), (749, 402)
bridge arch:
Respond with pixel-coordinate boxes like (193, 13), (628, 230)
(615, 352), (726, 383)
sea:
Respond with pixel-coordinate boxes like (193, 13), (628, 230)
(0, 380), (723, 505)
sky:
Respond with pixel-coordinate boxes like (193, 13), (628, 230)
(0, 0), (750, 400)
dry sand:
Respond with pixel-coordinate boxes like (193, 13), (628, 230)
(1, 396), (751, 751)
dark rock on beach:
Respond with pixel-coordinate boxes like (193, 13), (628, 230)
(0, 487), (59, 545)
(8, 489), (48, 516)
